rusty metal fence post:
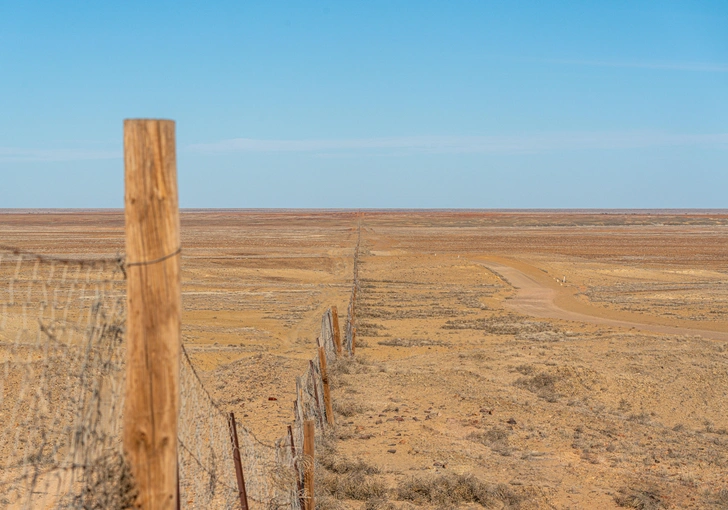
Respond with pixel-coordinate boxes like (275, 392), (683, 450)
(228, 412), (250, 510)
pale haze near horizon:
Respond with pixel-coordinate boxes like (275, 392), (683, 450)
(0, 1), (726, 209)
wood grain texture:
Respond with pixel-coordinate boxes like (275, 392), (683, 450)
(123, 119), (180, 510)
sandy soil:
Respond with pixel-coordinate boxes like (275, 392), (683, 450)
(482, 260), (728, 342)
(1, 209), (727, 509)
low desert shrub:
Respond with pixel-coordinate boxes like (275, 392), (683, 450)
(514, 372), (561, 402)
(614, 488), (662, 509)
(317, 431), (385, 502)
(378, 338), (445, 347)
(364, 497), (398, 510)
(467, 426), (513, 456)
(397, 473), (521, 508)
(319, 471), (387, 501)
(333, 400), (368, 417)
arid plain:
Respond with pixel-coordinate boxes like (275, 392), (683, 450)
(1, 210), (727, 509)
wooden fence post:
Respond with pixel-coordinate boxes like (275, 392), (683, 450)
(303, 420), (315, 510)
(123, 119), (180, 510)
(331, 306), (342, 355)
(317, 347), (334, 426)
(351, 327), (356, 355)
(228, 413), (250, 510)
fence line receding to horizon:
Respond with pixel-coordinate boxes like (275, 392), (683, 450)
(0, 119), (363, 509)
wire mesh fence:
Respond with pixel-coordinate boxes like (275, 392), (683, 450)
(286, 311), (339, 510)
(285, 217), (362, 507)
(0, 246), (128, 509)
(0, 245), (295, 510)
(344, 220), (361, 354)
(0, 220), (362, 510)
(179, 345), (296, 510)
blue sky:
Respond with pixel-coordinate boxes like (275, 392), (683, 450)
(1, 1), (726, 208)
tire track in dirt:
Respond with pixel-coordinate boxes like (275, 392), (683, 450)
(481, 260), (728, 342)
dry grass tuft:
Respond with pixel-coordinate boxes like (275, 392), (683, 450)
(378, 338), (446, 347)
(514, 372), (561, 402)
(442, 316), (553, 335)
(319, 453), (379, 476)
(357, 322), (389, 338)
(315, 494), (347, 510)
(364, 497), (398, 510)
(329, 355), (373, 376)
(333, 400), (369, 417)
(355, 337), (370, 348)
(614, 488), (662, 509)
(627, 413), (651, 425)
(469, 426), (509, 444)
(396, 473), (521, 508)
(317, 428), (386, 502)
(711, 488), (728, 507)
(319, 471), (387, 501)
(515, 364), (536, 375)
(467, 426), (513, 456)
(699, 488), (728, 508)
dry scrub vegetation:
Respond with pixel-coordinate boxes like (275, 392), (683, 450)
(3, 210), (728, 509)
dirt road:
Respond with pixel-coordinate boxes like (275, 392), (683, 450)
(482, 260), (728, 342)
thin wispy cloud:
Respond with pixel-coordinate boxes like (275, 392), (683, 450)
(546, 59), (728, 73)
(0, 148), (121, 162)
(189, 132), (728, 155)
(4, 132), (726, 162)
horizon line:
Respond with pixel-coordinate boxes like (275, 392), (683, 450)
(2, 208), (728, 214)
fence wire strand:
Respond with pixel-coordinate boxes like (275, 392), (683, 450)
(286, 221), (362, 508)
(179, 344), (295, 509)
(0, 219), (362, 510)
(344, 220), (361, 353)
(0, 248), (127, 509)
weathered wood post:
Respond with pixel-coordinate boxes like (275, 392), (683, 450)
(123, 119), (181, 509)
(303, 420), (315, 510)
(317, 347), (334, 426)
(331, 305), (342, 355)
